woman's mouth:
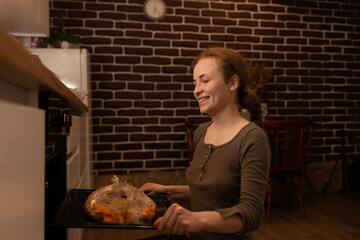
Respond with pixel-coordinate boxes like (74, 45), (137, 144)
(198, 97), (209, 105)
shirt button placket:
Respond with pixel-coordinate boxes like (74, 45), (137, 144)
(199, 144), (212, 182)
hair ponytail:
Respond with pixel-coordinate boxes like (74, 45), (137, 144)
(238, 88), (259, 109)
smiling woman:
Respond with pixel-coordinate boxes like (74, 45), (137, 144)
(139, 47), (271, 240)
(192, 48), (267, 119)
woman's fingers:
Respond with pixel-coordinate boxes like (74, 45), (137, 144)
(154, 203), (191, 235)
(171, 216), (182, 235)
(139, 183), (152, 192)
(164, 206), (180, 235)
(154, 217), (161, 227)
(175, 212), (190, 235)
(139, 183), (160, 194)
(156, 203), (175, 232)
(154, 216), (163, 233)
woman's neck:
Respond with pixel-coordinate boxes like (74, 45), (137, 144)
(210, 105), (247, 130)
(205, 107), (249, 146)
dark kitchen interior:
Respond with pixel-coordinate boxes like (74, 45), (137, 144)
(0, 0), (359, 240)
(51, 0), (360, 239)
(48, 0), (360, 175)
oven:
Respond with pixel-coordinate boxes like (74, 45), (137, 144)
(39, 91), (71, 240)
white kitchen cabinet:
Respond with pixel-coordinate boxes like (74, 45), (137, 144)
(0, 99), (45, 240)
(67, 114), (91, 191)
(66, 100), (92, 240)
(67, 147), (81, 190)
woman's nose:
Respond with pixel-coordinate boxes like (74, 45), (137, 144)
(193, 83), (202, 96)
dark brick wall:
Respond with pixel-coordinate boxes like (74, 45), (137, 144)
(49, 0), (360, 175)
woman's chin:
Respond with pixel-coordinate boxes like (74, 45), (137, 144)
(199, 108), (212, 116)
(199, 107), (207, 114)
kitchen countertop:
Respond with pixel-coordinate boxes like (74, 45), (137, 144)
(0, 24), (88, 114)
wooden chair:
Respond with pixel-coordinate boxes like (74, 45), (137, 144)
(185, 119), (195, 162)
(259, 119), (314, 223)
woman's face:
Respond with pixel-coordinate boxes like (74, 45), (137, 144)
(193, 57), (237, 116)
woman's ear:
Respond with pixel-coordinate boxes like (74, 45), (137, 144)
(230, 75), (239, 91)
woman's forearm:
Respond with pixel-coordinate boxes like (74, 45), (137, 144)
(197, 211), (244, 234)
(164, 185), (190, 201)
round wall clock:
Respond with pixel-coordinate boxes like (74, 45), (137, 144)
(143, 0), (167, 21)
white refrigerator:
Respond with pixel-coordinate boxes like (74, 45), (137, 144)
(29, 48), (92, 240)
(29, 48), (90, 108)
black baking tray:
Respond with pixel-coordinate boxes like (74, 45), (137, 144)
(51, 189), (172, 229)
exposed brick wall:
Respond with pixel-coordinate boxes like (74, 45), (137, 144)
(49, 0), (360, 175)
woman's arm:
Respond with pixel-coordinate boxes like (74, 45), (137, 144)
(139, 183), (191, 201)
(155, 203), (244, 235)
(196, 211), (243, 233)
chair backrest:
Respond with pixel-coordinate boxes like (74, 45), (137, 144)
(259, 119), (313, 171)
(185, 119), (195, 162)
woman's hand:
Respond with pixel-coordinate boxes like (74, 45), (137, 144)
(139, 183), (167, 195)
(140, 184), (191, 201)
(157, 205), (244, 235)
(154, 203), (202, 235)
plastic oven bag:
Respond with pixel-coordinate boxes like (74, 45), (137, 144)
(84, 175), (156, 224)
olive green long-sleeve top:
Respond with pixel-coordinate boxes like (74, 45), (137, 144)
(185, 121), (271, 240)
